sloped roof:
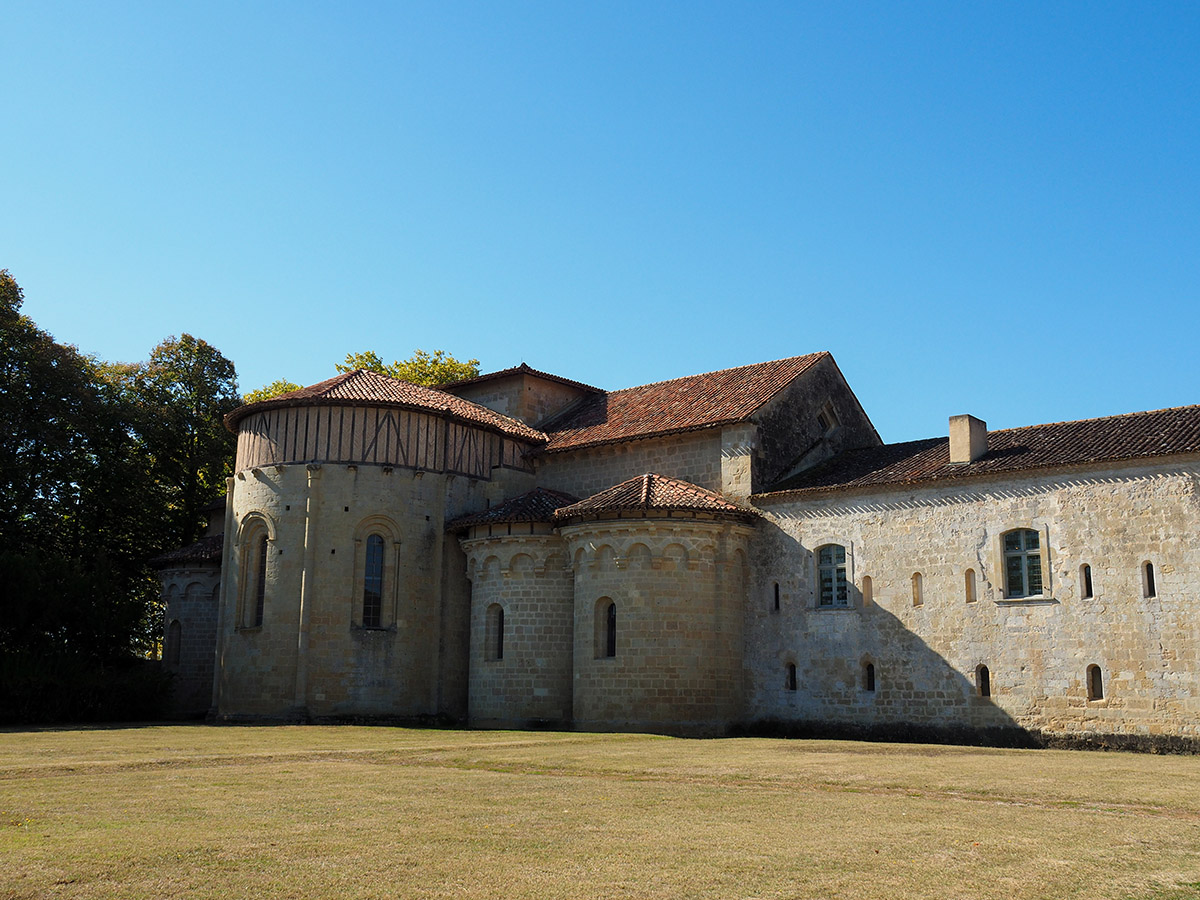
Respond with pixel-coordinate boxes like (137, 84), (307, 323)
(540, 353), (829, 453)
(553, 473), (756, 523)
(762, 404), (1200, 498)
(225, 369), (546, 442)
(442, 362), (601, 394)
(447, 488), (580, 533)
(149, 534), (224, 570)
(540, 352), (830, 451)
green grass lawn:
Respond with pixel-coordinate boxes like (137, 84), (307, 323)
(2, 725), (1200, 900)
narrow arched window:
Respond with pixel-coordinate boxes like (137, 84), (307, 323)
(773, 582), (780, 612)
(911, 572), (923, 607)
(595, 598), (617, 659)
(864, 662), (876, 692)
(976, 664), (990, 697)
(485, 604), (505, 660)
(817, 544), (848, 607)
(254, 535), (268, 627)
(786, 663), (797, 691)
(1080, 564), (1094, 600)
(1003, 529), (1043, 598)
(861, 575), (873, 606)
(166, 620), (182, 667)
(1143, 562), (1157, 598)
(362, 533), (384, 628)
(965, 569), (977, 603)
(1087, 664), (1104, 700)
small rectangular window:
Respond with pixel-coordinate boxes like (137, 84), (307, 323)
(1081, 564), (1093, 600)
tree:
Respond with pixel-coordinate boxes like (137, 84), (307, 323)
(130, 334), (241, 548)
(336, 349), (480, 387)
(243, 379), (302, 404)
(0, 270), (163, 661)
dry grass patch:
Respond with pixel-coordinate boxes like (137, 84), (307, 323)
(2, 725), (1200, 899)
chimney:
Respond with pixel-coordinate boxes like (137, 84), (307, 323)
(949, 415), (988, 464)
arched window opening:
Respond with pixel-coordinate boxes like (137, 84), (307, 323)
(1003, 529), (1043, 598)
(863, 662), (876, 693)
(965, 569), (977, 603)
(1143, 561), (1157, 598)
(485, 604), (505, 661)
(595, 599), (617, 659)
(1081, 564), (1094, 600)
(911, 572), (923, 607)
(773, 582), (780, 612)
(786, 663), (797, 692)
(166, 620), (182, 667)
(862, 575), (873, 606)
(362, 534), (384, 628)
(976, 664), (991, 697)
(254, 535), (268, 627)
(817, 544), (848, 607)
(1087, 664), (1104, 701)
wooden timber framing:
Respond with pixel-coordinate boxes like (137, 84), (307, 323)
(234, 405), (535, 477)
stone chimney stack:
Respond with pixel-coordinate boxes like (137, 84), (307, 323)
(949, 415), (988, 464)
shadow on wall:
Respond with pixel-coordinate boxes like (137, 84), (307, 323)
(740, 566), (1200, 753)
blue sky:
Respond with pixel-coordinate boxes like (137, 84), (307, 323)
(4, 2), (1198, 443)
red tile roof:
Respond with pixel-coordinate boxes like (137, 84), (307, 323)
(553, 473), (756, 522)
(761, 404), (1200, 498)
(442, 362), (601, 394)
(446, 488), (580, 532)
(540, 353), (829, 453)
(225, 369), (546, 442)
(149, 534), (224, 569)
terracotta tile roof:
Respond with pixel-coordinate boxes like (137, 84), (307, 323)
(149, 534), (224, 569)
(225, 369), (546, 442)
(446, 488), (580, 532)
(540, 353), (828, 453)
(442, 362), (601, 394)
(761, 404), (1200, 498)
(553, 473), (756, 522)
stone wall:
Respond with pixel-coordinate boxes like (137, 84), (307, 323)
(461, 530), (574, 727)
(561, 518), (752, 735)
(747, 456), (1200, 740)
(160, 568), (220, 717)
(535, 431), (724, 500)
(215, 460), (520, 720)
(753, 354), (881, 491)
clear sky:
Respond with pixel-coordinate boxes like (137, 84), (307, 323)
(4, 2), (1198, 443)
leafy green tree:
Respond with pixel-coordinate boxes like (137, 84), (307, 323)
(243, 379), (302, 404)
(0, 270), (162, 660)
(130, 334), (241, 548)
(336, 349), (480, 387)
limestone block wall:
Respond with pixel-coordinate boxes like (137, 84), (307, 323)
(753, 354), (881, 490)
(461, 530), (574, 727)
(448, 372), (591, 428)
(216, 461), (511, 720)
(747, 457), (1200, 740)
(561, 518), (752, 735)
(535, 431), (724, 500)
(160, 568), (220, 716)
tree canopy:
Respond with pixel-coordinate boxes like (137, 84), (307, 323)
(0, 271), (239, 720)
(243, 379), (302, 404)
(336, 349), (480, 387)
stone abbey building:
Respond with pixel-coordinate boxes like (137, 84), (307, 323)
(154, 352), (1200, 745)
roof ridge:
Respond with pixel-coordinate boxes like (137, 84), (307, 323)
(604, 352), (828, 396)
(890, 403), (1200, 447)
(986, 402), (1200, 436)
